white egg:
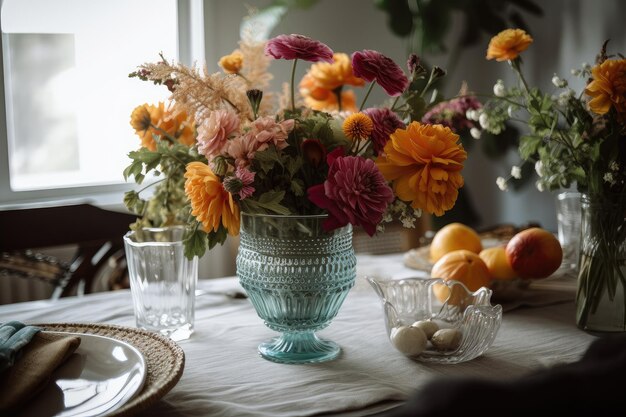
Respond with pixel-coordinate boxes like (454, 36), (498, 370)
(411, 320), (439, 339)
(390, 325), (427, 356)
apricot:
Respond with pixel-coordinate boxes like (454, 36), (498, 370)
(479, 246), (518, 281)
(429, 223), (482, 263)
(505, 228), (562, 279)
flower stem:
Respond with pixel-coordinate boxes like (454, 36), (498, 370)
(290, 59), (298, 112)
(359, 82), (375, 112)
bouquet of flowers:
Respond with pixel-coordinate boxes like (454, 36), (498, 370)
(478, 28), (626, 330)
(124, 31), (469, 259)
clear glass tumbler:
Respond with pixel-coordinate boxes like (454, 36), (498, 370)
(556, 191), (582, 273)
(124, 226), (197, 341)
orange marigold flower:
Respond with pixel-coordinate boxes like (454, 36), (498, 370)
(219, 51), (244, 74)
(342, 113), (373, 141)
(585, 58), (626, 120)
(130, 102), (194, 151)
(184, 162), (240, 235)
(486, 29), (533, 62)
(375, 122), (467, 216)
(307, 52), (365, 91)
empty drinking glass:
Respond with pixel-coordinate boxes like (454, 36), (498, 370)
(124, 227), (197, 341)
(556, 192), (582, 273)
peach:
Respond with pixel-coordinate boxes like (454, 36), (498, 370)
(505, 228), (563, 279)
(429, 223), (482, 263)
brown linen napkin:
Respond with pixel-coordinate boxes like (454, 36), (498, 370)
(0, 331), (81, 413)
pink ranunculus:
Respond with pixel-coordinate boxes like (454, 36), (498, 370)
(363, 107), (405, 155)
(308, 148), (394, 236)
(351, 50), (409, 97)
(265, 34), (334, 63)
(226, 117), (295, 167)
(249, 116), (294, 150)
(196, 109), (240, 158)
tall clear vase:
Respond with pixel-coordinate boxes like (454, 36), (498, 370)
(575, 194), (626, 332)
(236, 213), (356, 363)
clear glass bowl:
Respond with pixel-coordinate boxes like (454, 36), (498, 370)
(367, 277), (502, 364)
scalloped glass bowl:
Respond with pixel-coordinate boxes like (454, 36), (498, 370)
(367, 277), (502, 364)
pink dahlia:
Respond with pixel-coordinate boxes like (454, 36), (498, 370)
(308, 148), (394, 236)
(351, 50), (409, 97)
(247, 116), (295, 150)
(196, 109), (240, 158)
(265, 34), (333, 63)
(363, 107), (405, 155)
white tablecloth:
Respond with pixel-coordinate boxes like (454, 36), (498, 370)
(0, 254), (595, 417)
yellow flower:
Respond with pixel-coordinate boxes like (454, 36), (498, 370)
(342, 113), (373, 141)
(218, 51), (244, 74)
(184, 162), (240, 235)
(130, 104), (152, 132)
(307, 52), (365, 90)
(375, 122), (467, 216)
(486, 29), (533, 62)
(130, 102), (194, 151)
(300, 73), (358, 111)
(585, 58), (626, 120)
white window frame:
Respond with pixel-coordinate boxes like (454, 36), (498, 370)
(0, 0), (206, 210)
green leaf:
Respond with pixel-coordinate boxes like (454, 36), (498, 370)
(254, 146), (283, 173)
(519, 135), (542, 160)
(290, 179), (304, 197)
(123, 161), (144, 181)
(207, 226), (228, 250)
(184, 227), (208, 260)
(242, 191), (291, 215)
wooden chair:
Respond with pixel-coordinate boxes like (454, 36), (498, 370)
(0, 204), (137, 303)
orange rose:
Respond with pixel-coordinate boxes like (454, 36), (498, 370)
(486, 29), (533, 62)
(375, 122), (467, 216)
(585, 58), (626, 120)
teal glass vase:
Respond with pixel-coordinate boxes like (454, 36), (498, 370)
(236, 213), (356, 364)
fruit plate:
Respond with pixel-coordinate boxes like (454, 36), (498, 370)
(403, 238), (505, 271)
(367, 276), (502, 364)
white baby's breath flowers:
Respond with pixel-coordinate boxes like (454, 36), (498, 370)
(479, 112), (490, 130)
(496, 176), (508, 191)
(511, 165), (522, 179)
(558, 89), (575, 106)
(535, 160), (544, 177)
(465, 109), (479, 121)
(582, 62), (591, 71)
(609, 161), (619, 171)
(493, 79), (506, 97)
(536, 180), (546, 192)
(604, 172), (617, 185)
(470, 127), (481, 139)
(552, 74), (568, 88)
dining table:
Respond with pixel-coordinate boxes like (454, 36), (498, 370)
(0, 252), (595, 417)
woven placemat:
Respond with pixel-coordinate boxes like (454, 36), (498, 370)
(35, 323), (185, 417)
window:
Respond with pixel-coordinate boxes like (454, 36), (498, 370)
(0, 0), (203, 206)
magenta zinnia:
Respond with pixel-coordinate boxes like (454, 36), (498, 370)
(265, 34), (333, 63)
(308, 148), (394, 236)
(351, 50), (409, 97)
(363, 107), (405, 155)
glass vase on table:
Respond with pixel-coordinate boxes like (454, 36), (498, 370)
(575, 193), (626, 332)
(236, 213), (356, 364)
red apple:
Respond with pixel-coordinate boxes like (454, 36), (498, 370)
(505, 228), (563, 279)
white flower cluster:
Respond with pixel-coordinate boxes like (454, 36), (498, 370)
(377, 200), (423, 233)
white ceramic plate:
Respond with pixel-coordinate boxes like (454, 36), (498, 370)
(403, 238), (505, 271)
(20, 332), (147, 417)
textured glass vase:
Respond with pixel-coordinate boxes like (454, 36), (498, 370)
(236, 213), (356, 363)
(576, 194), (626, 332)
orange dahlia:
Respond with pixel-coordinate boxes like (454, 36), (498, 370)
(307, 52), (365, 91)
(486, 29), (533, 62)
(184, 162), (240, 235)
(375, 122), (467, 216)
(585, 58), (626, 120)
(130, 102), (194, 150)
(219, 51), (244, 74)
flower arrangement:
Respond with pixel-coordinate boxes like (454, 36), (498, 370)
(478, 28), (626, 330)
(124, 30), (469, 258)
